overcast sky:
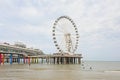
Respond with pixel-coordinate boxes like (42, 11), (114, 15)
(0, 0), (120, 61)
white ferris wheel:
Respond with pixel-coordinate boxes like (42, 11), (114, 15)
(52, 16), (79, 55)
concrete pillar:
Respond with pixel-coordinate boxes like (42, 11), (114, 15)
(53, 57), (55, 64)
(62, 57), (63, 64)
(55, 57), (57, 64)
(0, 54), (2, 64)
(71, 57), (73, 64)
(6, 58), (9, 63)
(60, 57), (62, 64)
(76, 58), (78, 64)
(57, 57), (59, 64)
(34, 57), (35, 63)
(23, 57), (25, 64)
(64, 57), (66, 64)
(59, 57), (61, 64)
(78, 58), (81, 64)
(56, 57), (58, 64)
(12, 58), (14, 62)
(14, 58), (17, 63)
(28, 57), (30, 65)
(1, 54), (4, 64)
(46, 57), (48, 64)
(49, 58), (51, 64)
(42, 58), (43, 64)
(2, 54), (4, 64)
(34, 58), (36, 63)
(40, 58), (41, 63)
(60, 57), (61, 64)
(75, 58), (77, 64)
(68, 57), (70, 64)
(74, 57), (75, 64)
(48, 57), (49, 64)
(72, 57), (74, 64)
(32, 57), (34, 63)
(48, 57), (50, 64)
(10, 53), (13, 65)
(15, 58), (17, 63)
(25, 57), (27, 63)
(66, 57), (68, 64)
(36, 57), (38, 63)
(18, 54), (20, 64)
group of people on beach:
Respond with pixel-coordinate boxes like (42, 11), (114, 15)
(81, 62), (93, 70)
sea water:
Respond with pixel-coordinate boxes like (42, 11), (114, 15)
(0, 61), (120, 80)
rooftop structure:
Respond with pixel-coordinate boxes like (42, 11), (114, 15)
(0, 42), (44, 56)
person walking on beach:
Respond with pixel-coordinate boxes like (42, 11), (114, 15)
(90, 67), (92, 70)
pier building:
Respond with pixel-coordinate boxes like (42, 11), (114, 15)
(0, 42), (44, 64)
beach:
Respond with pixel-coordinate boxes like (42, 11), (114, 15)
(0, 61), (120, 80)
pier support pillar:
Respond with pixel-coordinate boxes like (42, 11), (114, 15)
(78, 58), (81, 64)
(66, 57), (68, 64)
(41, 58), (43, 64)
(31, 57), (33, 63)
(36, 58), (38, 64)
(28, 57), (30, 65)
(0, 54), (2, 64)
(55, 57), (56, 64)
(23, 57), (25, 64)
(53, 57), (55, 64)
(74, 58), (75, 64)
(25, 57), (27, 63)
(2, 54), (4, 64)
(56, 57), (58, 64)
(75, 58), (77, 64)
(59, 57), (61, 64)
(10, 54), (13, 65)
(6, 58), (9, 63)
(69, 57), (70, 64)
(34, 57), (37, 63)
(61, 57), (64, 64)
(18, 54), (20, 64)
(64, 57), (66, 64)
(36, 58), (38, 63)
(72, 57), (74, 64)
(77, 58), (78, 64)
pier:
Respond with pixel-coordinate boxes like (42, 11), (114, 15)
(28, 53), (82, 64)
(0, 42), (82, 65)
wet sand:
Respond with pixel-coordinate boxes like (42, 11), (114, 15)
(0, 62), (120, 80)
